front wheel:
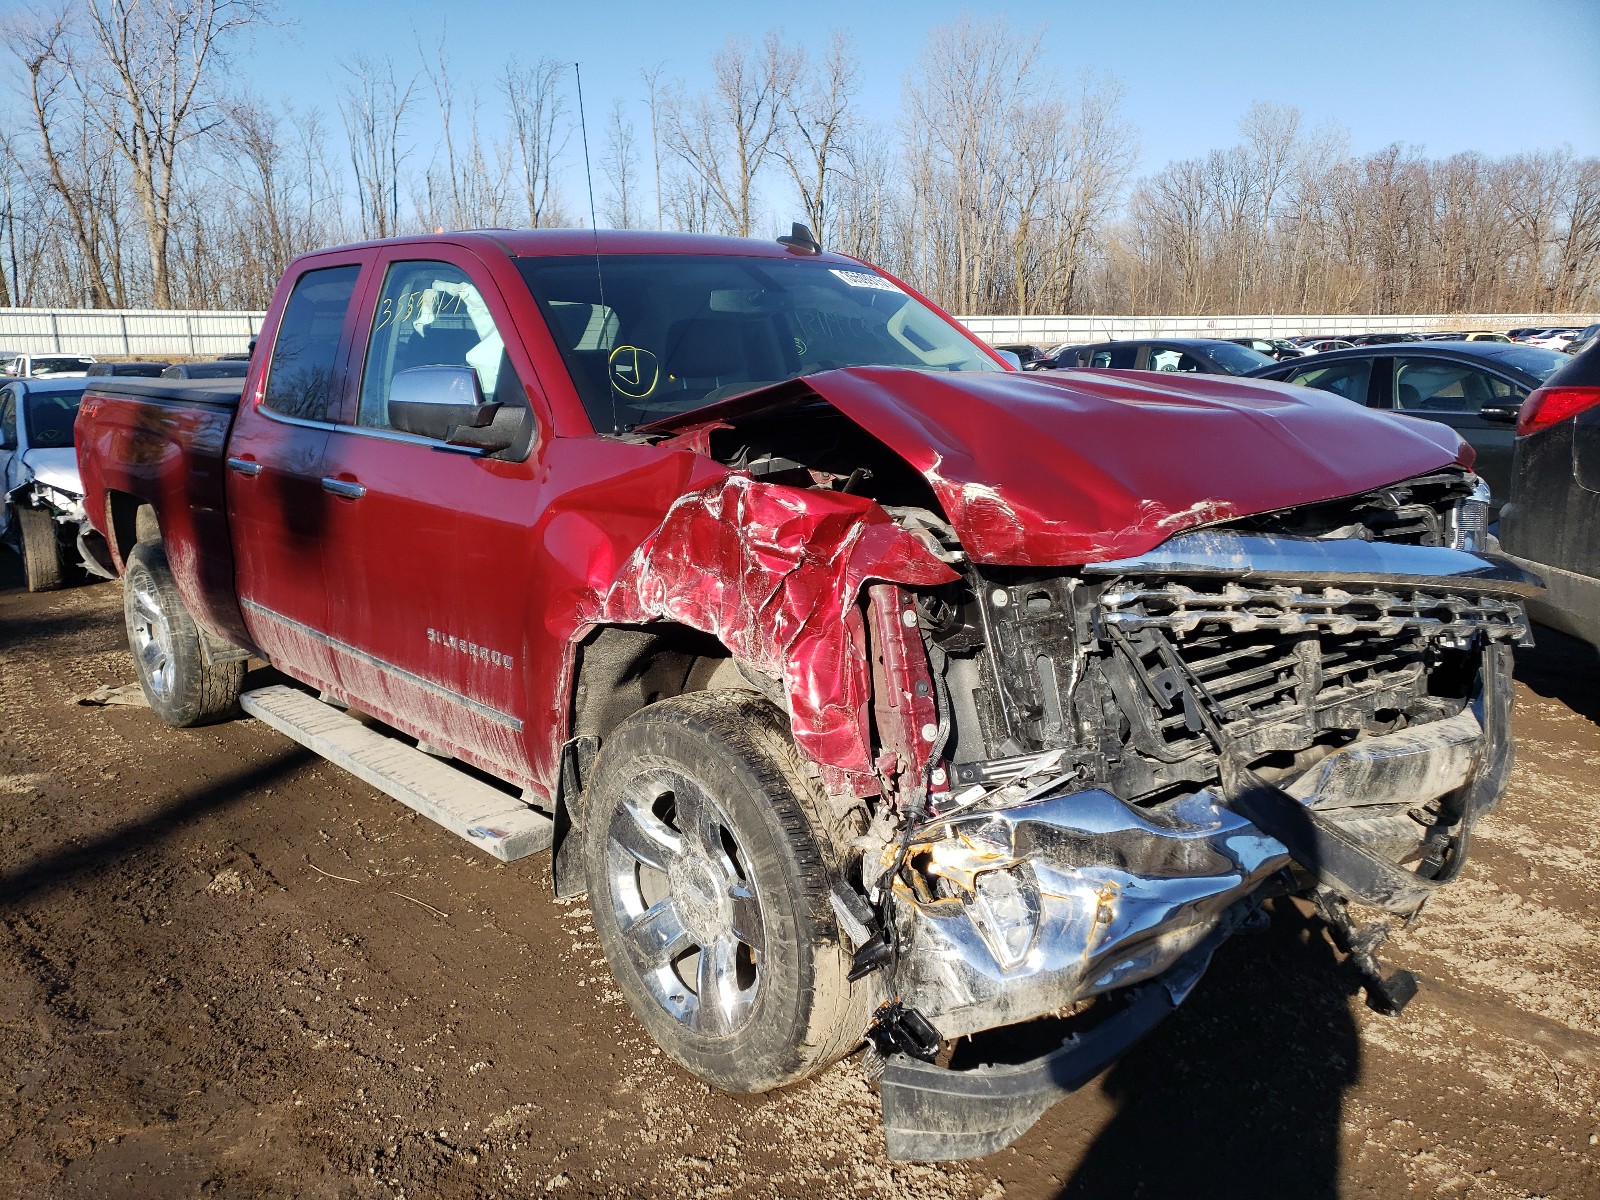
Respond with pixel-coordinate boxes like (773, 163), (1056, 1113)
(124, 540), (244, 726)
(581, 690), (869, 1093)
(16, 506), (65, 592)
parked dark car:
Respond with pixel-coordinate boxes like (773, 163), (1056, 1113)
(1033, 342), (1089, 370)
(85, 361), (171, 378)
(993, 343), (1048, 370)
(1347, 332), (1423, 346)
(1561, 323), (1600, 357)
(1059, 338), (1275, 376)
(161, 360), (250, 379)
(1249, 341), (1570, 505)
(1228, 337), (1303, 361)
(1498, 340), (1600, 647)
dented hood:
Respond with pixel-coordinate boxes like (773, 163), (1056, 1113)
(653, 367), (1470, 565)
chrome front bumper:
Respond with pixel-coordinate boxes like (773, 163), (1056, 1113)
(892, 699), (1495, 1044)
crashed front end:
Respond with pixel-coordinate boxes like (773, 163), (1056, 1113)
(634, 371), (1536, 1159)
(869, 483), (1533, 1159)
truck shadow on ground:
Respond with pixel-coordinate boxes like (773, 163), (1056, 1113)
(0, 745), (313, 909)
(1056, 900), (1362, 1200)
(1513, 624), (1600, 728)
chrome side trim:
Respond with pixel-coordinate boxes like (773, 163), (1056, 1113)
(1083, 531), (1544, 597)
(239, 598), (523, 732)
(257, 407), (340, 433)
(258, 402), (482, 455)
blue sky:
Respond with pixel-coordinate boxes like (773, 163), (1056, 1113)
(241, 0), (1600, 204)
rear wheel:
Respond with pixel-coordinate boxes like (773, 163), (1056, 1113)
(17, 506), (65, 592)
(124, 540), (244, 726)
(581, 690), (869, 1093)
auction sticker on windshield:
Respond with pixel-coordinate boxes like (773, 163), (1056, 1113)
(830, 269), (902, 292)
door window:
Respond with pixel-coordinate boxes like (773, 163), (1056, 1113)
(1393, 360), (1520, 413)
(262, 264), (361, 422)
(1089, 345), (1137, 369)
(1285, 358), (1374, 404)
(1148, 349), (1204, 373)
(0, 390), (16, 448)
(356, 261), (524, 431)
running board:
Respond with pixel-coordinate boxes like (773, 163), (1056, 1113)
(240, 684), (553, 862)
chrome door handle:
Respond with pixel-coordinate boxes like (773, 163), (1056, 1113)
(321, 476), (366, 499)
(226, 456), (261, 476)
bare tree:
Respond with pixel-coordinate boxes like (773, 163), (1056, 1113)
(339, 54), (416, 239)
(75, 0), (267, 307)
(501, 56), (570, 227)
(601, 99), (639, 228)
(4, 10), (130, 307)
(641, 62), (666, 230)
(775, 32), (858, 247)
(664, 32), (801, 237)
(902, 15), (1049, 312)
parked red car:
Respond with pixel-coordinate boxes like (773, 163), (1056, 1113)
(76, 229), (1536, 1159)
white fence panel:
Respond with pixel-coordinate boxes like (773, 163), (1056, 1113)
(959, 312), (1599, 345)
(0, 308), (266, 357)
(2, 306), (1595, 358)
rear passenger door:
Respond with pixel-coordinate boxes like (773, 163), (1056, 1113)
(228, 254), (369, 690)
(315, 245), (546, 781)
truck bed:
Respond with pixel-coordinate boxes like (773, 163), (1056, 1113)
(75, 377), (251, 649)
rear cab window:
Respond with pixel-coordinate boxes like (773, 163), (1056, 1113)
(262, 265), (362, 422)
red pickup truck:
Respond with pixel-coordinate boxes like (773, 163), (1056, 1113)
(76, 229), (1538, 1159)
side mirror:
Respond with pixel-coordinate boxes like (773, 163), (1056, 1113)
(1480, 405), (1520, 424)
(995, 349), (1022, 370)
(388, 365), (511, 449)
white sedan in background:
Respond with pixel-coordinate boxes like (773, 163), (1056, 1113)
(0, 378), (95, 591)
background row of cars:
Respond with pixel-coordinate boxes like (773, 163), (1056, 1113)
(1002, 322), (1600, 374)
(995, 332), (1599, 654)
(0, 351), (251, 380)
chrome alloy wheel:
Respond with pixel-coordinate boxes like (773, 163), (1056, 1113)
(128, 571), (177, 700)
(603, 767), (766, 1036)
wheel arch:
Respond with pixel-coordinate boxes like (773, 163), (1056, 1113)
(552, 621), (782, 898)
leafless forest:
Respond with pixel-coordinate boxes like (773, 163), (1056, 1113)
(2, 2), (1596, 317)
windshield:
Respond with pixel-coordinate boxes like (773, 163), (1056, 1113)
(23, 390), (85, 448)
(1193, 341), (1275, 374)
(516, 254), (997, 429)
(1474, 343), (1569, 382)
(32, 357), (96, 376)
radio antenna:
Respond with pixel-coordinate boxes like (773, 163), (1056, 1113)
(573, 61), (619, 434)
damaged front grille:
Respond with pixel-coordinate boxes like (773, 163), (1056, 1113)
(948, 538), (1533, 805)
(1090, 579), (1527, 778)
(1097, 580), (1530, 640)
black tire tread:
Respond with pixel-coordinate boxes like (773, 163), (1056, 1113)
(17, 506), (65, 592)
(582, 689), (872, 1093)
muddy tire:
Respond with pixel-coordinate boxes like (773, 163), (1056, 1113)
(582, 690), (869, 1093)
(17, 506), (65, 592)
(124, 540), (244, 727)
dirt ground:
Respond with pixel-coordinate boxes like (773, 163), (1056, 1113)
(2, 556), (1598, 1200)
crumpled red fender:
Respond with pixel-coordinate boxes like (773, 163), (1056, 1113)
(580, 473), (958, 787)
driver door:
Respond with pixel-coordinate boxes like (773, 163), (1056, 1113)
(315, 245), (547, 782)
